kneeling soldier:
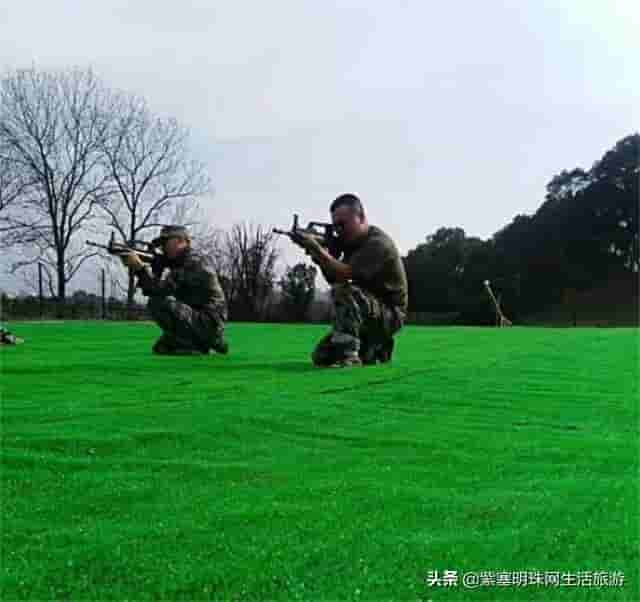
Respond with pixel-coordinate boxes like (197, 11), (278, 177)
(121, 225), (229, 355)
(291, 194), (408, 367)
(0, 326), (24, 345)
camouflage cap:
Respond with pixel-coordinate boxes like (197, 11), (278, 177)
(151, 225), (190, 246)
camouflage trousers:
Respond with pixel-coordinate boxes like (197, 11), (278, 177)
(312, 283), (405, 366)
(148, 296), (227, 353)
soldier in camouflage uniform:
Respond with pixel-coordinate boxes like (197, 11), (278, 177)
(291, 193), (408, 367)
(0, 326), (24, 345)
(121, 225), (229, 355)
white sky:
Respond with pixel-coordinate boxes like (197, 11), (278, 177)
(1, 0), (639, 294)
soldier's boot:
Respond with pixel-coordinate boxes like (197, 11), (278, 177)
(171, 348), (206, 355)
(377, 337), (395, 363)
(329, 352), (363, 368)
(153, 334), (204, 355)
(360, 336), (394, 365)
(152, 334), (176, 354)
(0, 328), (24, 345)
(196, 335), (228, 355)
(360, 346), (376, 365)
(311, 333), (341, 367)
(210, 337), (229, 355)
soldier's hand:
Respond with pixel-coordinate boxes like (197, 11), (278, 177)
(150, 254), (166, 277)
(289, 231), (305, 248)
(121, 251), (145, 272)
(291, 232), (322, 256)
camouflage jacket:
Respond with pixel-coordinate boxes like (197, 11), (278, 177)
(136, 249), (226, 313)
(341, 225), (408, 312)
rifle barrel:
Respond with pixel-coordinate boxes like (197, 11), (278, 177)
(86, 240), (109, 250)
(86, 240), (154, 261)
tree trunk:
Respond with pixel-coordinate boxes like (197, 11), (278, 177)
(56, 262), (66, 319)
(126, 271), (136, 320)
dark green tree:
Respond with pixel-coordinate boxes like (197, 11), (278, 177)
(279, 263), (317, 322)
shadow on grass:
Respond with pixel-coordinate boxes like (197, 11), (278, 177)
(224, 361), (318, 374)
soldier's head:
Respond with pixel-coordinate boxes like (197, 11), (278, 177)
(330, 193), (368, 243)
(152, 225), (191, 259)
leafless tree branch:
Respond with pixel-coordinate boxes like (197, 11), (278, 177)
(0, 67), (115, 303)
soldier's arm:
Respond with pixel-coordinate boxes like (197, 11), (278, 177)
(186, 260), (226, 305)
(317, 262), (337, 285)
(166, 254), (226, 307)
(309, 247), (352, 283)
(348, 238), (393, 281)
(134, 266), (177, 297)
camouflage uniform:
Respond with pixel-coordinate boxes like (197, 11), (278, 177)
(136, 248), (228, 354)
(0, 326), (24, 345)
(312, 225), (408, 366)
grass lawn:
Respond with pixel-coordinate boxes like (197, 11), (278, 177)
(1, 321), (638, 601)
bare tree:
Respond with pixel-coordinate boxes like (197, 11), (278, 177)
(0, 146), (24, 214)
(168, 198), (222, 257)
(216, 223), (279, 321)
(99, 94), (211, 312)
(0, 68), (114, 306)
(191, 225), (228, 272)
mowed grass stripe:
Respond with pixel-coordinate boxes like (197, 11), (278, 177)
(1, 322), (637, 600)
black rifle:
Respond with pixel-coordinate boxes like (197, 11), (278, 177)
(273, 214), (342, 258)
(86, 232), (165, 275)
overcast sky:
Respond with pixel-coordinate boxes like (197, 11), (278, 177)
(1, 0), (638, 293)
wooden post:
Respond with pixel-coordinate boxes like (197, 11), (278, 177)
(38, 263), (44, 319)
(101, 269), (106, 319)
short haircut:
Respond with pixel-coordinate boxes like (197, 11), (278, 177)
(330, 193), (364, 217)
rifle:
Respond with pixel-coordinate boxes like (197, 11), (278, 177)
(86, 232), (164, 274)
(273, 214), (342, 258)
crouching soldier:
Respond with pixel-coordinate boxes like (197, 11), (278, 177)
(291, 193), (408, 367)
(120, 225), (229, 355)
(0, 326), (24, 345)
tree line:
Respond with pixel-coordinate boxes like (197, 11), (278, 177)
(0, 67), (209, 306)
(0, 67), (320, 322)
(2, 67), (637, 325)
(404, 134), (638, 324)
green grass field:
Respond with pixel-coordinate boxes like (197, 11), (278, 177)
(1, 322), (638, 601)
